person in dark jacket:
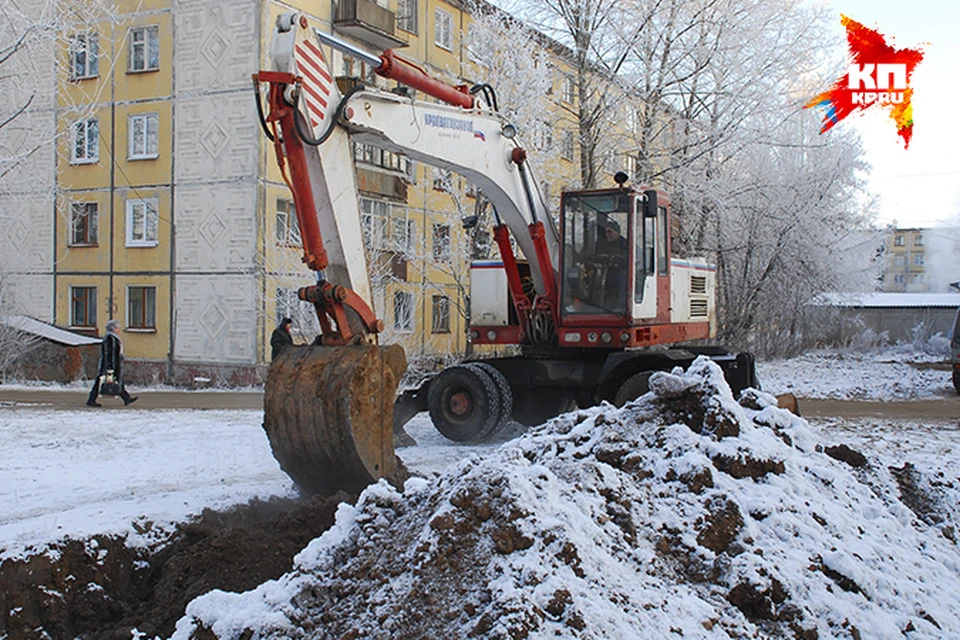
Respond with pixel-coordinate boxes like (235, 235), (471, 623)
(271, 317), (294, 361)
(87, 319), (138, 407)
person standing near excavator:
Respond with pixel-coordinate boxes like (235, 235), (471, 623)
(87, 319), (138, 407)
(271, 317), (294, 361)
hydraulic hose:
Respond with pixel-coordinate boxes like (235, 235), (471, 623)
(293, 83), (366, 147)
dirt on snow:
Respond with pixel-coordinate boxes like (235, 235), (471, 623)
(0, 494), (352, 640)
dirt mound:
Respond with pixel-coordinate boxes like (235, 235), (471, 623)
(172, 358), (958, 639)
(0, 494), (350, 640)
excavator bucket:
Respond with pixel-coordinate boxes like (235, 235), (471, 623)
(263, 343), (407, 495)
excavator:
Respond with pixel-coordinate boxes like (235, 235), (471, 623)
(254, 13), (758, 495)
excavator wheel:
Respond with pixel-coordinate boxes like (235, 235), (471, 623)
(263, 343), (407, 495)
(427, 364), (502, 442)
(466, 362), (513, 439)
(614, 372), (653, 407)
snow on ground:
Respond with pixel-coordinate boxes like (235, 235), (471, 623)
(757, 346), (955, 400)
(0, 409), (296, 560)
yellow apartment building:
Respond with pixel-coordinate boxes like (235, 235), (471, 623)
(883, 228), (928, 292)
(3, 0), (637, 384)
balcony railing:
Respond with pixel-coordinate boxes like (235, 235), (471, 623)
(334, 0), (407, 50)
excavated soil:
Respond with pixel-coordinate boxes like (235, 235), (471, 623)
(0, 493), (352, 640)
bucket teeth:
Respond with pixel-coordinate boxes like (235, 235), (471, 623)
(264, 344), (406, 495)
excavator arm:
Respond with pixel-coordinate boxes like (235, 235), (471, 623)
(256, 13), (560, 494)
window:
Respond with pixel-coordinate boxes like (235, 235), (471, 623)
(69, 33), (99, 80)
(128, 113), (159, 159)
(914, 253), (924, 266)
(360, 198), (390, 249)
(467, 25), (493, 66)
(71, 118), (99, 163)
(393, 290), (413, 332)
(276, 199), (300, 245)
(433, 168), (452, 192)
(894, 274), (905, 285)
(894, 235), (905, 246)
(127, 286), (156, 329)
(126, 198), (159, 246)
(432, 295), (450, 333)
(914, 234), (923, 246)
(341, 54), (377, 83)
(912, 273), (924, 284)
(69, 202), (98, 246)
(432, 223), (451, 263)
(561, 130), (575, 160)
(893, 255), (906, 266)
(128, 26), (159, 72)
(355, 142), (406, 172)
(561, 74), (575, 104)
(397, 0), (417, 34)
(393, 218), (415, 254)
(70, 286), (96, 328)
(434, 8), (453, 51)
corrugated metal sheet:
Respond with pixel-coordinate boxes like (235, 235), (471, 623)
(0, 315), (101, 346)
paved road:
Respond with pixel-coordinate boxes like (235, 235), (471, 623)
(1, 388), (956, 420)
(0, 389), (264, 410)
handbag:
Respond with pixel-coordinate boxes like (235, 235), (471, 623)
(100, 370), (121, 397)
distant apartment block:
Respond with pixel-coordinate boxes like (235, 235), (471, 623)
(882, 228), (927, 292)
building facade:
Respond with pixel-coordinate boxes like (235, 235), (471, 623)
(1, 0), (610, 384)
(882, 228), (928, 292)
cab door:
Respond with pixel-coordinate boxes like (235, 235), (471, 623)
(631, 195), (658, 320)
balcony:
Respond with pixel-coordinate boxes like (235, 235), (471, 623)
(334, 0), (407, 51)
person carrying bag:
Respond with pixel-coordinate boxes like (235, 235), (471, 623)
(87, 319), (138, 407)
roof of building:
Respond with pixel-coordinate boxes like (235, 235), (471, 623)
(813, 293), (960, 308)
(0, 315), (101, 346)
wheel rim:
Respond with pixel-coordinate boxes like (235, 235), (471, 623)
(443, 386), (474, 424)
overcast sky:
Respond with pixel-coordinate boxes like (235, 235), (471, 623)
(822, 0), (960, 229)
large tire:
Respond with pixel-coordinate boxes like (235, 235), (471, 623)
(614, 371), (653, 407)
(953, 369), (960, 395)
(427, 365), (502, 442)
(466, 362), (513, 439)
(511, 387), (575, 426)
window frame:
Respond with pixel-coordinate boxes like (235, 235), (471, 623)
(561, 74), (576, 104)
(434, 8), (453, 51)
(431, 295), (451, 334)
(276, 198), (301, 246)
(393, 290), (414, 332)
(69, 32), (99, 80)
(125, 198), (159, 247)
(71, 118), (99, 164)
(126, 285), (157, 330)
(128, 25), (160, 73)
(432, 223), (451, 263)
(68, 202), (99, 246)
(561, 130), (575, 161)
(128, 112), (159, 160)
(397, 0), (418, 34)
(70, 286), (97, 328)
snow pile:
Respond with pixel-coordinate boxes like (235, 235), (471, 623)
(172, 358), (959, 640)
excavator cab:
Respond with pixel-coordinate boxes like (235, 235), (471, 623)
(560, 186), (662, 327)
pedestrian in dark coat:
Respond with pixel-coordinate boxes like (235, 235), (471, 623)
(271, 317), (294, 361)
(87, 319), (138, 407)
